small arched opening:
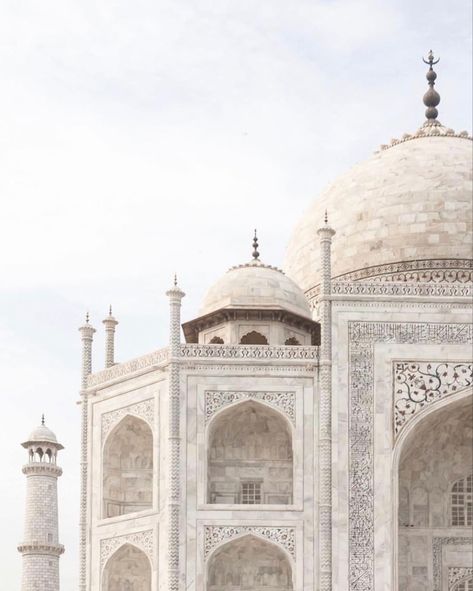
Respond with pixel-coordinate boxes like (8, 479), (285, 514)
(207, 534), (293, 590)
(102, 543), (151, 591)
(102, 415), (153, 518)
(208, 400), (293, 505)
(209, 336), (224, 344)
(240, 331), (268, 345)
(284, 337), (300, 346)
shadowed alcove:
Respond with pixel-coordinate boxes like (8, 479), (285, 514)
(102, 544), (151, 591)
(103, 415), (153, 518)
(208, 400), (293, 505)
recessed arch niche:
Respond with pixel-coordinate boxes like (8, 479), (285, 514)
(207, 534), (293, 590)
(207, 400), (293, 505)
(396, 393), (473, 590)
(102, 543), (151, 591)
(102, 415), (153, 518)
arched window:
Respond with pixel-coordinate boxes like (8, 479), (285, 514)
(208, 401), (293, 505)
(207, 534), (293, 590)
(103, 416), (153, 519)
(452, 578), (473, 591)
(451, 475), (472, 526)
(240, 331), (268, 345)
(284, 337), (301, 346)
(209, 336), (224, 344)
(102, 544), (151, 591)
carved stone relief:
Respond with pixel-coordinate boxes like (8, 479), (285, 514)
(101, 399), (154, 442)
(205, 390), (296, 425)
(450, 567), (473, 589)
(204, 526), (296, 560)
(348, 321), (473, 591)
(432, 537), (473, 591)
(394, 361), (473, 437)
(100, 530), (154, 570)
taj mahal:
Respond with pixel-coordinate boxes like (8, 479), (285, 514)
(17, 52), (473, 591)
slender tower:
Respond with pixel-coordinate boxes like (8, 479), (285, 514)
(317, 213), (335, 591)
(18, 417), (64, 591)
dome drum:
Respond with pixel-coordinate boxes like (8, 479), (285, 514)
(182, 307), (320, 345)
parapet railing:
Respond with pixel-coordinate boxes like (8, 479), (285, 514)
(87, 344), (319, 387)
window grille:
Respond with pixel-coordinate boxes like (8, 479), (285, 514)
(241, 482), (262, 504)
(451, 475), (472, 526)
(453, 578), (473, 591)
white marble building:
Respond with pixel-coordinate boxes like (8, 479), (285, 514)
(62, 53), (473, 590)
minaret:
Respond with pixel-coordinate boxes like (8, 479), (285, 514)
(102, 306), (118, 368)
(317, 212), (335, 591)
(166, 275), (185, 590)
(18, 416), (65, 591)
(78, 313), (95, 591)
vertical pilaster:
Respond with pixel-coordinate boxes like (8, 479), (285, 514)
(317, 218), (336, 591)
(78, 314), (95, 591)
(166, 277), (185, 591)
(102, 306), (118, 368)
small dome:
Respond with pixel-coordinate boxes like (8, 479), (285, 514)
(284, 127), (473, 294)
(27, 423), (58, 444)
(200, 260), (311, 319)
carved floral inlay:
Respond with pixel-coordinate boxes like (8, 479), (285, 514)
(449, 567), (473, 589)
(100, 530), (154, 569)
(348, 322), (472, 591)
(205, 391), (295, 425)
(432, 537), (473, 591)
(394, 361), (473, 437)
(181, 344), (318, 360)
(101, 399), (154, 441)
(204, 526), (295, 560)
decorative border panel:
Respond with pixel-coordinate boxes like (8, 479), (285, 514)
(101, 398), (154, 441)
(449, 567), (473, 589)
(181, 344), (318, 360)
(348, 322), (473, 591)
(205, 390), (296, 425)
(88, 347), (169, 387)
(100, 529), (154, 569)
(204, 525), (295, 560)
(432, 537), (473, 591)
(394, 361), (473, 437)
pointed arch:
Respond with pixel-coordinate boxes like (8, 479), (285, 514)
(207, 533), (293, 590)
(102, 415), (153, 518)
(240, 331), (268, 345)
(207, 399), (293, 505)
(393, 388), (473, 589)
(102, 543), (151, 591)
(452, 576), (473, 591)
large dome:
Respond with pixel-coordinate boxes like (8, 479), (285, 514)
(200, 260), (312, 319)
(284, 126), (472, 295)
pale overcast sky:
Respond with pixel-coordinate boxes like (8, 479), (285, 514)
(0, 0), (471, 588)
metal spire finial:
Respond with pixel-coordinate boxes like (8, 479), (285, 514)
(85, 311), (89, 324)
(324, 210), (328, 225)
(41, 414), (45, 426)
(422, 50), (441, 122)
(174, 273), (178, 287)
(109, 305), (112, 317)
(252, 229), (260, 260)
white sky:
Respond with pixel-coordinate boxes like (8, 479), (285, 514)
(0, 0), (471, 588)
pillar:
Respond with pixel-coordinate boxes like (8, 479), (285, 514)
(317, 215), (336, 590)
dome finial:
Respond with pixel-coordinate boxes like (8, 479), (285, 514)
(252, 229), (260, 260)
(422, 50), (441, 124)
(41, 414), (45, 426)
